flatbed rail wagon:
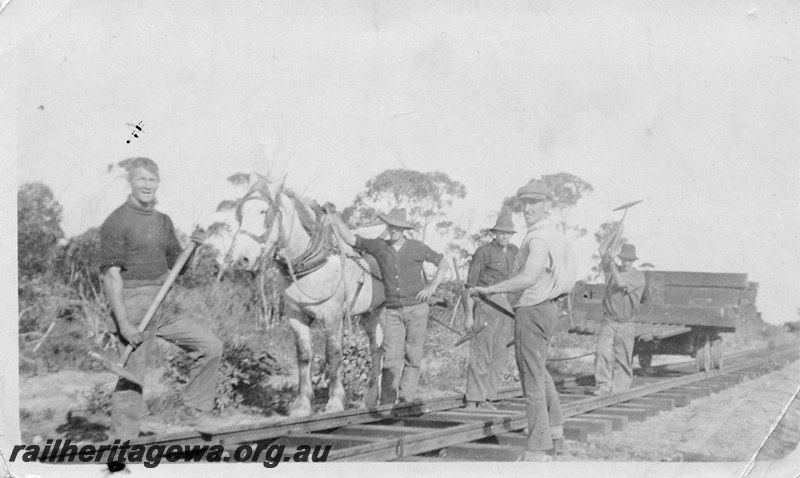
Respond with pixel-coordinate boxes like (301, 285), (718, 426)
(571, 271), (759, 372)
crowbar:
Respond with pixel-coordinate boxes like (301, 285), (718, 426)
(463, 291), (517, 348)
(452, 258), (486, 346)
(88, 241), (197, 386)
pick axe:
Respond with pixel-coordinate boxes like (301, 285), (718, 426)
(88, 242), (197, 386)
(598, 199), (643, 263)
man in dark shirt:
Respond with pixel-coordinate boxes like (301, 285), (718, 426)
(464, 214), (518, 410)
(593, 244), (646, 395)
(98, 157), (222, 439)
(328, 207), (449, 405)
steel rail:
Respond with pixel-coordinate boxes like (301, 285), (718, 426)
(127, 387), (525, 447)
(327, 344), (799, 461)
(127, 343), (796, 455)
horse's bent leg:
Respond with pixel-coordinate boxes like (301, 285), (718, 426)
(287, 311), (313, 417)
(362, 309), (384, 409)
(323, 317), (346, 414)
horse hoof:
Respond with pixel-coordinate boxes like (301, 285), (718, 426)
(323, 399), (345, 414)
(289, 407), (311, 418)
(288, 397), (312, 418)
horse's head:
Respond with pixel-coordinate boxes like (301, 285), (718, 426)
(230, 176), (283, 272)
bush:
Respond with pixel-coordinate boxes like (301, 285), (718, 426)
(18, 182), (64, 282)
(175, 244), (222, 289)
(163, 337), (283, 412)
(53, 227), (103, 297)
(81, 383), (114, 416)
(311, 325), (372, 404)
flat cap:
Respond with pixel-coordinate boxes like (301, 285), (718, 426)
(516, 180), (554, 201)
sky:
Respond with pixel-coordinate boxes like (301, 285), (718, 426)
(2, 0), (799, 325)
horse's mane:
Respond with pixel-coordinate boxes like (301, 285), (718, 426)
(244, 176), (322, 234)
(283, 189), (320, 233)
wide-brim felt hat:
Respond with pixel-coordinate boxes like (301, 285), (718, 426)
(378, 208), (415, 229)
(516, 180), (554, 201)
(618, 244), (638, 261)
(490, 214), (516, 234)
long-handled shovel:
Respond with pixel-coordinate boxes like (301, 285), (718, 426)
(88, 242), (197, 386)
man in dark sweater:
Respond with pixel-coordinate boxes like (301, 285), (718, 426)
(463, 214), (518, 410)
(98, 157), (222, 439)
(327, 207), (449, 405)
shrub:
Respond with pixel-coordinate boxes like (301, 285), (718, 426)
(53, 227), (103, 297)
(311, 325), (372, 404)
(82, 382), (114, 416)
(163, 337), (283, 412)
(18, 182), (64, 282)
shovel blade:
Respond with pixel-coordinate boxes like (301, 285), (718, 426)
(88, 351), (142, 386)
(455, 323), (486, 346)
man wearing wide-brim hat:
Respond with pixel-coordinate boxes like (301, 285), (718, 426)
(593, 243), (646, 396)
(463, 214), (518, 411)
(327, 207), (449, 406)
(471, 180), (578, 461)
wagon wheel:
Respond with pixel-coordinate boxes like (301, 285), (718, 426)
(695, 338), (711, 372)
(711, 338), (723, 370)
(638, 353), (652, 371)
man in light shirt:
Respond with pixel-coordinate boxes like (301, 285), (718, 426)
(472, 180), (577, 461)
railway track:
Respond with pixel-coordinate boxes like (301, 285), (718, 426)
(129, 343), (799, 462)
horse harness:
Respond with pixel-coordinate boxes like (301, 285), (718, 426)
(236, 184), (380, 284)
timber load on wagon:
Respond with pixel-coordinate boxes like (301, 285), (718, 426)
(571, 271), (760, 372)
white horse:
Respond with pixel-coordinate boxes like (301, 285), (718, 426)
(229, 176), (384, 417)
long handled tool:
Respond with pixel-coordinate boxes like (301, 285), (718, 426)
(452, 258), (487, 347)
(598, 199), (643, 263)
(88, 242), (197, 386)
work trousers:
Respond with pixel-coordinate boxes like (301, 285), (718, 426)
(465, 298), (514, 402)
(110, 285), (223, 440)
(379, 303), (429, 405)
(594, 318), (635, 394)
(515, 301), (564, 452)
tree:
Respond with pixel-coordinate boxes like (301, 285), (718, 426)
(501, 172), (593, 240)
(18, 182), (65, 281)
(343, 169), (467, 242)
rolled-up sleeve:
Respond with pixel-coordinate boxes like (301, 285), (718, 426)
(417, 242), (443, 265)
(621, 271), (646, 294)
(355, 236), (381, 256)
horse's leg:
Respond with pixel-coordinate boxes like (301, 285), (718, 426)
(323, 313), (346, 413)
(287, 307), (313, 417)
(361, 309), (383, 409)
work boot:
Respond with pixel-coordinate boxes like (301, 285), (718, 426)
(591, 387), (610, 396)
(477, 401), (497, 411)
